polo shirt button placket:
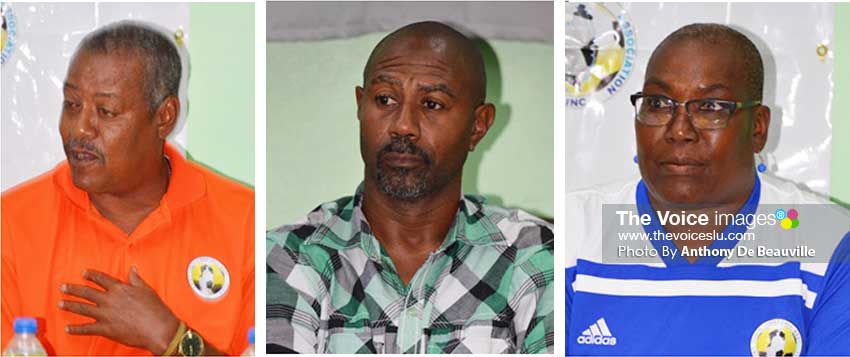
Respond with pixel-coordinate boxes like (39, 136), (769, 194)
(406, 308), (419, 318)
(399, 285), (422, 351)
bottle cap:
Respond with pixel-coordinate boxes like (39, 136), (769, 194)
(13, 317), (37, 334)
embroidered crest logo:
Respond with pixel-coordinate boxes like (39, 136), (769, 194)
(187, 256), (230, 300)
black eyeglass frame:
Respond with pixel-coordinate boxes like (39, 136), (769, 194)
(629, 91), (762, 129)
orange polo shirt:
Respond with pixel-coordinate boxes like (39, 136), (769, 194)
(1, 144), (254, 356)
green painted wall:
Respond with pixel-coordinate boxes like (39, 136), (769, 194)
(832, 4), (850, 205)
(266, 33), (554, 228)
(186, 3), (255, 187)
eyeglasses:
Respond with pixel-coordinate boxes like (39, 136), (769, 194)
(630, 92), (761, 130)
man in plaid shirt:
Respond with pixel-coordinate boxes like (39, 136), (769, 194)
(266, 21), (554, 354)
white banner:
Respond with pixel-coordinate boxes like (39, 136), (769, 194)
(1, 2), (190, 191)
(566, 3), (835, 194)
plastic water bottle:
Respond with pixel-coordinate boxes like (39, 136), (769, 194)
(2, 317), (46, 357)
(240, 327), (254, 356)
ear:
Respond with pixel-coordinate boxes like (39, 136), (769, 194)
(155, 96), (180, 140)
(469, 103), (496, 151)
(355, 86), (364, 121)
(752, 104), (770, 153)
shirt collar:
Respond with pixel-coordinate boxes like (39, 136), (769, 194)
(54, 142), (206, 216)
(303, 183), (508, 256)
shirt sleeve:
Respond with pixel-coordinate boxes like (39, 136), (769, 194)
(565, 266), (576, 356)
(804, 231), (850, 355)
(515, 226), (554, 354)
(228, 204), (255, 355)
(565, 191), (582, 357)
(1, 208), (21, 351)
(266, 228), (325, 354)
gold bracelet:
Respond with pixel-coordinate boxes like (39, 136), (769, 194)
(163, 321), (187, 356)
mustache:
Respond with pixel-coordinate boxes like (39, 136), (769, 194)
(377, 136), (432, 165)
(63, 138), (103, 158)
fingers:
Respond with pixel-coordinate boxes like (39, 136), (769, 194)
(84, 269), (122, 290)
(61, 283), (105, 304)
(65, 322), (107, 336)
(127, 266), (150, 288)
(59, 299), (101, 319)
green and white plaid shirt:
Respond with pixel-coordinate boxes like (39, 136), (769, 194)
(266, 186), (554, 354)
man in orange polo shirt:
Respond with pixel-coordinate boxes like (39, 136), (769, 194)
(1, 21), (254, 356)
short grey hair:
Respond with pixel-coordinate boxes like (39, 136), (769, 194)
(74, 20), (181, 113)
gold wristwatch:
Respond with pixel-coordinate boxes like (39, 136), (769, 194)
(177, 328), (205, 356)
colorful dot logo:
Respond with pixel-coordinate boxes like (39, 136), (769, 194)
(776, 208), (799, 230)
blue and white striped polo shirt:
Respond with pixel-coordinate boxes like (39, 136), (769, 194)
(566, 174), (850, 356)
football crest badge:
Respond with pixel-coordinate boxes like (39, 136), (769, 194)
(187, 256), (230, 300)
(751, 319), (802, 357)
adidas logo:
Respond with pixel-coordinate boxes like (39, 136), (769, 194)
(576, 318), (617, 346)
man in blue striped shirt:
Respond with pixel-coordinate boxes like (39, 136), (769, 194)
(566, 23), (850, 356)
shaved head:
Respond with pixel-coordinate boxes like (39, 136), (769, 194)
(363, 21), (488, 104)
(356, 21), (497, 202)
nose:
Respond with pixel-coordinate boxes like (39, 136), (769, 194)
(664, 104), (698, 143)
(388, 100), (421, 141)
(62, 102), (97, 141)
